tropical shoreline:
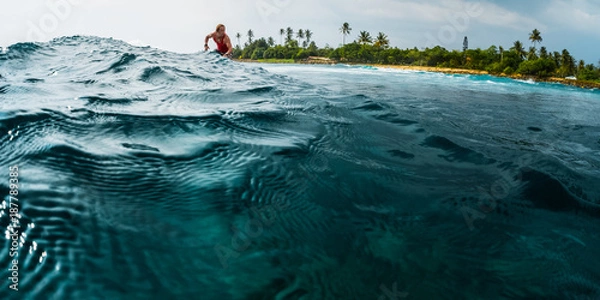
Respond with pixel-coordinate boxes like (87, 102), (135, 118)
(234, 58), (600, 90)
(366, 64), (600, 89)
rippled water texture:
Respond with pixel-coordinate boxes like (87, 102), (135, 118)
(1, 36), (600, 299)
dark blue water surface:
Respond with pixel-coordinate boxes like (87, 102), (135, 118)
(1, 36), (600, 299)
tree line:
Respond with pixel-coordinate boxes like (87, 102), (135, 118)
(230, 24), (600, 82)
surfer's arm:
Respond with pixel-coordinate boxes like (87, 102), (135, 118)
(224, 36), (233, 56)
(204, 33), (213, 50)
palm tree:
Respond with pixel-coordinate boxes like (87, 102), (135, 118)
(296, 29), (304, 47)
(357, 31), (372, 45)
(285, 27), (293, 45)
(279, 28), (285, 45)
(235, 33), (241, 48)
(374, 32), (389, 48)
(499, 45), (504, 62)
(305, 29), (312, 44)
(553, 51), (561, 67)
(561, 49), (575, 67)
(527, 46), (538, 60)
(561, 49), (575, 75)
(529, 29), (542, 48)
(247, 29), (254, 44)
(340, 22), (352, 46)
(578, 60), (585, 71)
(539, 46), (548, 59)
(561, 49), (571, 66)
(267, 37), (275, 47)
(511, 40), (526, 60)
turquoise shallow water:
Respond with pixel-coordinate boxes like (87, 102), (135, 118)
(1, 36), (600, 299)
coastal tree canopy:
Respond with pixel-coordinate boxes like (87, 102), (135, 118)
(529, 29), (543, 47)
(374, 32), (389, 49)
(340, 22), (352, 46)
(233, 27), (599, 84)
(357, 31), (373, 45)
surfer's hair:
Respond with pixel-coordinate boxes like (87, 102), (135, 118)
(216, 24), (225, 32)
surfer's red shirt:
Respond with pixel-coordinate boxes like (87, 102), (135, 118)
(213, 35), (229, 54)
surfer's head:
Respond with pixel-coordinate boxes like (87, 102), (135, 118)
(215, 24), (226, 36)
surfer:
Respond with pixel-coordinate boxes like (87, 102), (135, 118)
(204, 24), (233, 58)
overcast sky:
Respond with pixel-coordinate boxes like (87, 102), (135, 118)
(1, 0), (599, 63)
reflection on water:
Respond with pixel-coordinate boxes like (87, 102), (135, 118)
(1, 36), (599, 299)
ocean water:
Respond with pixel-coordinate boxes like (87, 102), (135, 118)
(1, 36), (600, 299)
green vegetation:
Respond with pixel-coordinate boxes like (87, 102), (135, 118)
(231, 26), (600, 84)
(340, 22), (352, 46)
(255, 58), (295, 63)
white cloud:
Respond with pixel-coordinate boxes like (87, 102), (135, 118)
(327, 0), (543, 31)
(335, 0), (466, 23)
(475, 1), (546, 31)
(0, 0), (597, 62)
(542, 0), (600, 36)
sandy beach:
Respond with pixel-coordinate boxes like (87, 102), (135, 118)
(236, 58), (600, 90)
(366, 64), (489, 75)
(365, 64), (600, 89)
